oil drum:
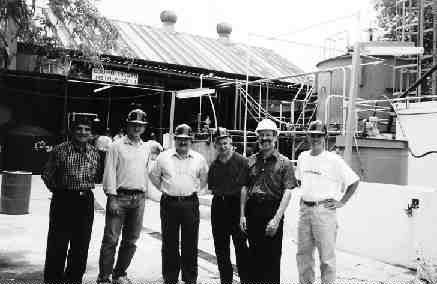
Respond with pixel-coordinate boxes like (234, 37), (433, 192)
(0, 171), (32, 215)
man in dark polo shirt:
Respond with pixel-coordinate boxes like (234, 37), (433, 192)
(208, 127), (250, 284)
(240, 119), (297, 284)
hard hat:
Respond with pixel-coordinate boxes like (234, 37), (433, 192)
(255, 119), (278, 134)
(174, 124), (193, 139)
(70, 112), (99, 129)
(307, 120), (327, 135)
(213, 127), (230, 141)
(126, 109), (147, 125)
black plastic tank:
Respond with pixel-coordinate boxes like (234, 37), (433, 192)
(3, 125), (55, 174)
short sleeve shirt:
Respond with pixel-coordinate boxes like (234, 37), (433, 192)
(150, 148), (209, 196)
(247, 151), (297, 200)
(208, 152), (249, 196)
(41, 141), (101, 191)
(296, 150), (360, 201)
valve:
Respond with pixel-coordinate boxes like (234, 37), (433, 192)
(405, 198), (419, 217)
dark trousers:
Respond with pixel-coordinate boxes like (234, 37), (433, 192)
(44, 190), (94, 284)
(98, 192), (146, 280)
(211, 194), (250, 284)
(246, 197), (284, 284)
(160, 194), (199, 284)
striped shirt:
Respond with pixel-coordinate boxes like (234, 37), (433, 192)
(42, 141), (101, 192)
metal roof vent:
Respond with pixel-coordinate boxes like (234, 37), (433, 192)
(160, 10), (177, 31)
(217, 22), (232, 40)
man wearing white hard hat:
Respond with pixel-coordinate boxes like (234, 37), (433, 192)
(97, 109), (162, 284)
(295, 120), (359, 284)
(240, 118), (297, 284)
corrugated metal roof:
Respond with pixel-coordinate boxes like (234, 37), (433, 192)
(111, 20), (304, 79)
(43, 8), (304, 80)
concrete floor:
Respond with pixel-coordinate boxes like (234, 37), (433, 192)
(0, 176), (418, 283)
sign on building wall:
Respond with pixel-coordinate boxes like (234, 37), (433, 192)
(92, 68), (138, 85)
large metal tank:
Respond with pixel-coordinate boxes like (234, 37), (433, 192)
(335, 136), (408, 185)
(316, 42), (413, 133)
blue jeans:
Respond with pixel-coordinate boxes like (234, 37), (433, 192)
(98, 192), (146, 280)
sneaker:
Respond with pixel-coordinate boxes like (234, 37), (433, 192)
(112, 275), (132, 284)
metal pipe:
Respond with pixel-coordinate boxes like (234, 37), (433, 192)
(208, 93), (218, 130)
(324, 94), (344, 126)
(244, 41), (250, 156)
(266, 83), (269, 114)
(234, 80), (238, 130)
(418, 0), (424, 99)
(342, 67), (348, 135)
(106, 89), (111, 131)
(199, 74), (203, 133)
(433, 0), (437, 95)
(344, 28), (361, 166)
(259, 83), (262, 120)
(169, 91), (176, 147)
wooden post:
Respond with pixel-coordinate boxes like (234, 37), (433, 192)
(344, 42), (361, 166)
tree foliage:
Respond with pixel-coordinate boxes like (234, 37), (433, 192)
(0, 0), (128, 64)
(374, 0), (420, 42)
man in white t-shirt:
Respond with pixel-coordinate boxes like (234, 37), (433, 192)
(295, 120), (360, 284)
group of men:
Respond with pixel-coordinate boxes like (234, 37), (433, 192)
(41, 107), (359, 284)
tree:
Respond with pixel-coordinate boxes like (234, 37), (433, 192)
(374, 0), (421, 42)
(374, 0), (435, 94)
(0, 0), (127, 70)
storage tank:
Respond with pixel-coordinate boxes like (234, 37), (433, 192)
(3, 125), (55, 174)
(316, 41), (414, 133)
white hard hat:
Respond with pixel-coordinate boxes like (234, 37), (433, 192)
(255, 119), (278, 134)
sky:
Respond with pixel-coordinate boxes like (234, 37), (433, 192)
(97, 0), (376, 72)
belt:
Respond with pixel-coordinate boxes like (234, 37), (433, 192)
(57, 189), (93, 196)
(301, 199), (331, 207)
(248, 194), (277, 202)
(213, 193), (240, 200)
(162, 193), (197, 201)
(117, 188), (145, 195)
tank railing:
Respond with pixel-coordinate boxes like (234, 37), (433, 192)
(325, 94), (346, 135)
